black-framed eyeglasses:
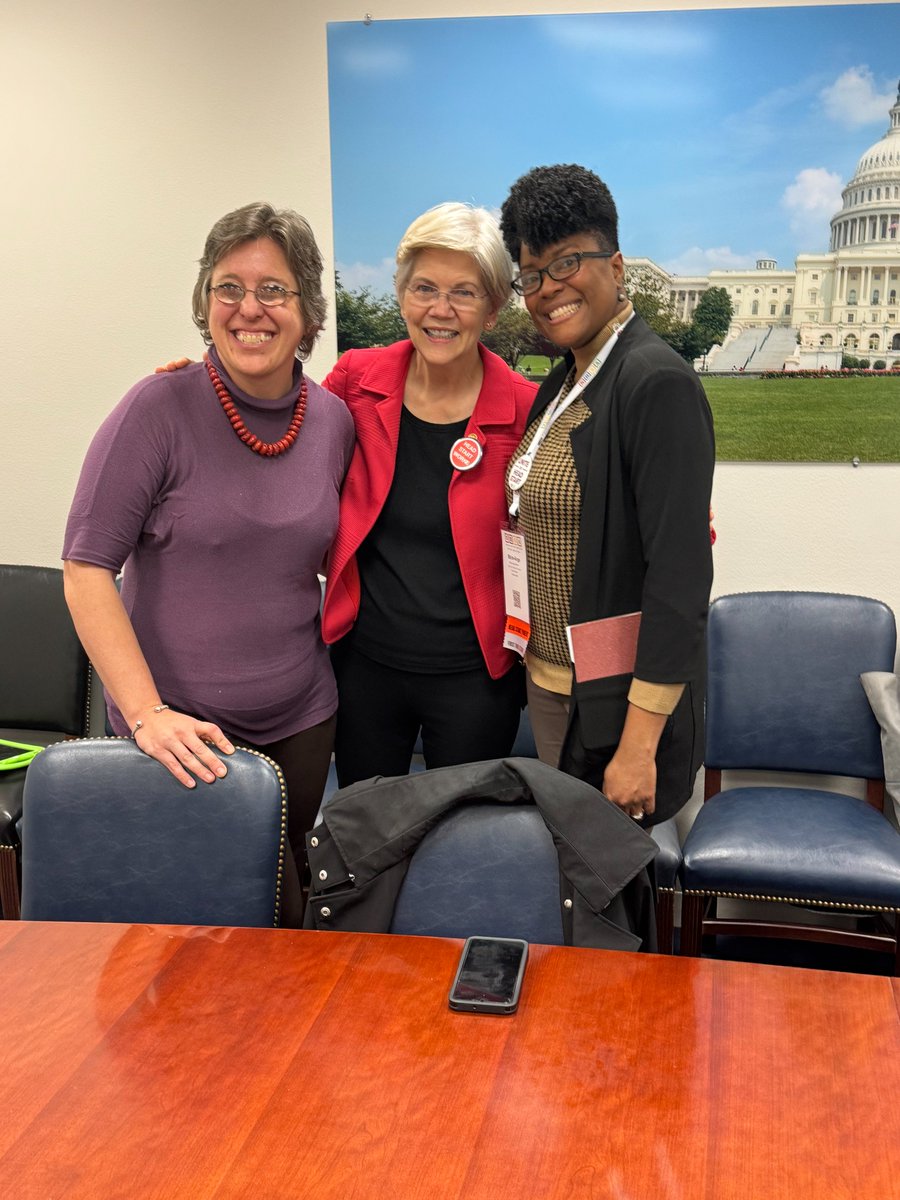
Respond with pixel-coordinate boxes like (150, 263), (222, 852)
(512, 251), (614, 297)
(208, 283), (300, 307)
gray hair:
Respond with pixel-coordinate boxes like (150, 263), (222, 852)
(395, 202), (513, 312)
(192, 202), (326, 360)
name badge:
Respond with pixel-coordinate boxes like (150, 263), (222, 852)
(501, 528), (531, 656)
(449, 436), (483, 471)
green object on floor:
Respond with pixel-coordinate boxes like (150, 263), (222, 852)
(0, 738), (44, 771)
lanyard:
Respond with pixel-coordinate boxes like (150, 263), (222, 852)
(507, 311), (634, 517)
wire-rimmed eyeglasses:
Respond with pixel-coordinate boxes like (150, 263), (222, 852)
(512, 251), (614, 297)
(404, 283), (487, 313)
(208, 283), (300, 307)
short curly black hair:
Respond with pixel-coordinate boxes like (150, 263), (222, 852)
(500, 164), (619, 262)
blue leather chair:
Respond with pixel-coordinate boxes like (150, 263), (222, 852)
(680, 591), (900, 971)
(323, 704), (682, 951)
(0, 564), (93, 919)
(21, 740), (287, 927)
(389, 802), (564, 944)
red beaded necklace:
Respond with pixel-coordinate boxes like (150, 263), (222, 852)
(204, 355), (308, 457)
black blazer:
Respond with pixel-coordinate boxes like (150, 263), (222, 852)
(528, 316), (715, 823)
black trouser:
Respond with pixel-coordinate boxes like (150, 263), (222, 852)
(239, 714), (336, 928)
(332, 641), (523, 788)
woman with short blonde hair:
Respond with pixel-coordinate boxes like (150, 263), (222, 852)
(322, 202), (536, 785)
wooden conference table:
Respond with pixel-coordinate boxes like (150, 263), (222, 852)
(0, 921), (898, 1199)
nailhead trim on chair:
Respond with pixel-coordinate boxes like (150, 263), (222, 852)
(51, 737), (289, 928)
(682, 888), (900, 914)
(238, 746), (288, 928)
(83, 662), (94, 736)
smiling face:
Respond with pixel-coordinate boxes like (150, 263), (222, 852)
(207, 237), (304, 400)
(519, 234), (626, 374)
(399, 248), (498, 372)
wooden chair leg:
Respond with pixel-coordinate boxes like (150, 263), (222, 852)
(679, 892), (706, 957)
(656, 889), (675, 955)
(0, 845), (21, 920)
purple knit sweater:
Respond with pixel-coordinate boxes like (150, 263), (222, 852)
(63, 349), (355, 742)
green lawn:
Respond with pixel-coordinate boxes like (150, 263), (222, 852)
(702, 376), (900, 462)
(513, 362), (900, 461)
(517, 355), (555, 379)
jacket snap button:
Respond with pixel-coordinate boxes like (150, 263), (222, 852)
(310, 836), (319, 847)
(564, 898), (573, 909)
(318, 869), (328, 881)
(320, 906), (331, 918)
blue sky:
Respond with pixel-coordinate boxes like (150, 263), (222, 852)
(327, 4), (900, 295)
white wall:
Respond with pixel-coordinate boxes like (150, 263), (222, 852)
(3, 0), (899, 645)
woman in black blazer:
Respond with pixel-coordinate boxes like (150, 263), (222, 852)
(500, 164), (715, 826)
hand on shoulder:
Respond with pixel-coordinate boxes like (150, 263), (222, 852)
(155, 357), (193, 374)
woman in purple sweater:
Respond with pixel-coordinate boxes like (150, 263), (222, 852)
(63, 203), (355, 922)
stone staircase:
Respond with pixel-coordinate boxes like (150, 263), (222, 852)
(749, 326), (798, 371)
(706, 326), (797, 372)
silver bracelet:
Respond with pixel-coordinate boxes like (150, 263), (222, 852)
(130, 704), (170, 739)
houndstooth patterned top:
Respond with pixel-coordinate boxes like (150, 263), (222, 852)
(505, 368), (590, 695)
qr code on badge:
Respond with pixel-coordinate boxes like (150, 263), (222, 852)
(512, 590), (521, 608)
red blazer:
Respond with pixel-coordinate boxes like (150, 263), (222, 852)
(321, 340), (536, 678)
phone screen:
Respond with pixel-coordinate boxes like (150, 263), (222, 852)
(448, 937), (528, 1014)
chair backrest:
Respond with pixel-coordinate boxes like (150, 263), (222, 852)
(21, 740), (286, 927)
(706, 591), (896, 778)
(0, 564), (91, 735)
(389, 802), (564, 944)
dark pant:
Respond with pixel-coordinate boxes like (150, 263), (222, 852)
(524, 671), (571, 768)
(332, 642), (524, 788)
(239, 714), (337, 928)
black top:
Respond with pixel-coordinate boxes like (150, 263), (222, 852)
(351, 406), (483, 673)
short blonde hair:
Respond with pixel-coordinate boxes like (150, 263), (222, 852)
(395, 202), (513, 312)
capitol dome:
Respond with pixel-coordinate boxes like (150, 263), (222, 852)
(831, 81), (900, 251)
(855, 81), (900, 174)
(652, 73), (900, 368)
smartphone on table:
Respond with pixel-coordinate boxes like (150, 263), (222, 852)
(448, 936), (528, 1015)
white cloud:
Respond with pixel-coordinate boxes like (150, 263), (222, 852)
(339, 46), (410, 77)
(537, 14), (710, 56)
(337, 257), (396, 297)
(538, 15), (709, 109)
(662, 246), (759, 276)
(820, 66), (895, 129)
(781, 167), (843, 243)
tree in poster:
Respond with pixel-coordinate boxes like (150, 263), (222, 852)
(689, 287), (733, 357)
(626, 264), (692, 352)
(335, 275), (406, 352)
(481, 302), (541, 368)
